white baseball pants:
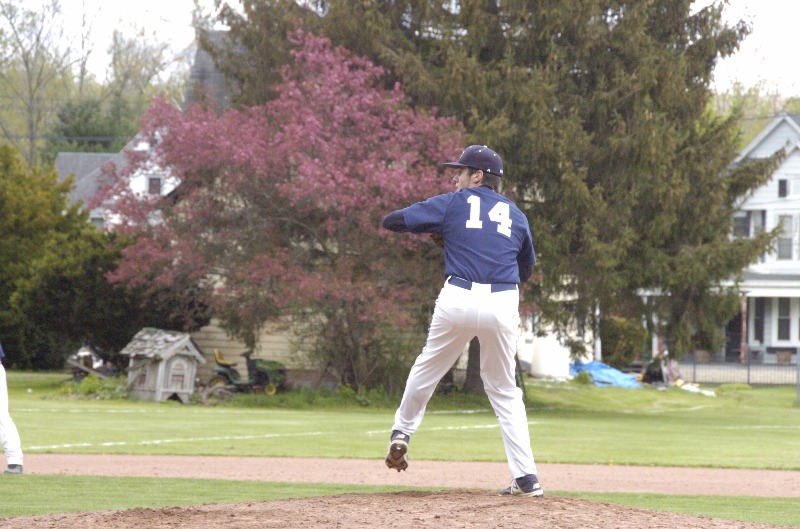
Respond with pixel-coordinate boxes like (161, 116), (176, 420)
(392, 279), (537, 479)
(0, 363), (23, 466)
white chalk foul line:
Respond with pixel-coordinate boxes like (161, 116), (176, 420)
(28, 431), (325, 451)
(30, 421), (544, 450)
(716, 425), (800, 430)
(365, 421), (541, 437)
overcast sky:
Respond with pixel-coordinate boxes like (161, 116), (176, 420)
(58, 0), (212, 79)
(56, 0), (800, 98)
(703, 0), (800, 98)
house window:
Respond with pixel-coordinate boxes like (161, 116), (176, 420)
(170, 374), (185, 389)
(778, 298), (791, 341)
(779, 179), (788, 197)
(753, 210), (765, 234)
(754, 298), (765, 343)
(148, 176), (163, 195)
(777, 215), (793, 260)
(732, 213), (750, 237)
(170, 359), (187, 389)
(789, 176), (800, 196)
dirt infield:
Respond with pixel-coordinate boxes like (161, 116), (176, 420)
(3, 454), (799, 528)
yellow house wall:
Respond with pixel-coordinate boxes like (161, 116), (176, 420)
(191, 319), (306, 382)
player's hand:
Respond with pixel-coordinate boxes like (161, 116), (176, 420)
(429, 233), (444, 247)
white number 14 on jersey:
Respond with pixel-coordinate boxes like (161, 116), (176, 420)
(466, 195), (512, 237)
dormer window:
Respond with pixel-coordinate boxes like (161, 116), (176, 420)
(148, 176), (163, 195)
(778, 176), (800, 197)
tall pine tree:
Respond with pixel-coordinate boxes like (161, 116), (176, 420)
(203, 0), (779, 358)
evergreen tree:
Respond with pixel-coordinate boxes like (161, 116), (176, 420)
(0, 144), (97, 367)
(203, 1), (779, 358)
(0, 144), (207, 369)
(201, 0), (322, 106)
(41, 97), (137, 163)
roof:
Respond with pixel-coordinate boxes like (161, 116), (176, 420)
(53, 136), (153, 211)
(78, 149), (129, 203)
(184, 30), (232, 109)
(742, 269), (800, 282)
(120, 327), (206, 363)
(734, 270), (800, 298)
(54, 152), (116, 205)
(736, 111), (800, 162)
(788, 114), (800, 128)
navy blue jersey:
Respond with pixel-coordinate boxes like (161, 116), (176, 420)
(401, 186), (535, 284)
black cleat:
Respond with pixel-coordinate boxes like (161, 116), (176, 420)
(385, 431), (409, 472)
(499, 474), (543, 497)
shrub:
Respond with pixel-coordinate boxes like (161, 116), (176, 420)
(600, 316), (647, 369)
(575, 370), (592, 385)
(60, 374), (128, 400)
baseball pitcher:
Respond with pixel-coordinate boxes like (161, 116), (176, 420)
(381, 145), (542, 497)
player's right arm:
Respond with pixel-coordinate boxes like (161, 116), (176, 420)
(382, 210), (408, 232)
(383, 209), (445, 246)
(383, 194), (452, 234)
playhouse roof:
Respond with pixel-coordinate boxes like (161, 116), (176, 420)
(120, 328), (206, 363)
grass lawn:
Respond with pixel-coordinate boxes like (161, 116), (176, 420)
(0, 475), (430, 517)
(2, 371), (799, 525)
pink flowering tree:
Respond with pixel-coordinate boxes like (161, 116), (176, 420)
(101, 30), (461, 390)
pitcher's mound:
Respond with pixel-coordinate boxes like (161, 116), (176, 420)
(0, 490), (786, 529)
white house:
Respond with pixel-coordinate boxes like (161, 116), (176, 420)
(54, 136), (179, 231)
(724, 111), (800, 365)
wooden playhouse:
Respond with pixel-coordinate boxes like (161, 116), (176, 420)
(122, 328), (206, 403)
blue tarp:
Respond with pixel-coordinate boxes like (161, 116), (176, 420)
(570, 361), (640, 388)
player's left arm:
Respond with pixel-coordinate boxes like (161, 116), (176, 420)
(519, 260), (532, 283)
(518, 229), (536, 283)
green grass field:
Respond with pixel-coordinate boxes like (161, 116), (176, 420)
(2, 371), (799, 526)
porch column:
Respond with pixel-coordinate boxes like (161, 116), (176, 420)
(739, 296), (748, 363)
(594, 302), (602, 361)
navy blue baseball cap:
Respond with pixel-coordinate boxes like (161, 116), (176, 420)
(443, 145), (503, 177)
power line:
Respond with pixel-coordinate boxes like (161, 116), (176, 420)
(3, 134), (134, 142)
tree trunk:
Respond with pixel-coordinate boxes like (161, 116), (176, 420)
(462, 337), (485, 396)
